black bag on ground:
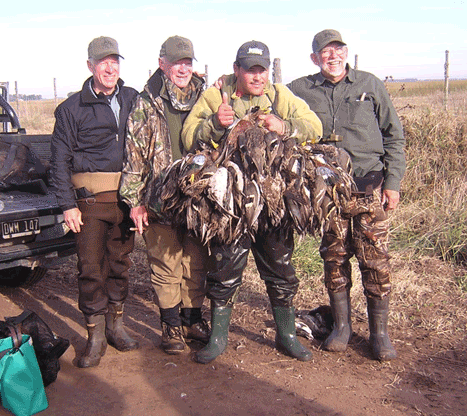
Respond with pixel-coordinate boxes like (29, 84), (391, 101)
(0, 311), (70, 387)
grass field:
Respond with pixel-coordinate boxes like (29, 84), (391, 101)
(385, 79), (467, 97)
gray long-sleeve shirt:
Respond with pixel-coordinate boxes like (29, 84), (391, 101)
(288, 66), (405, 192)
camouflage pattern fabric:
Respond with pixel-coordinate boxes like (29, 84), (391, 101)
(320, 186), (391, 298)
(119, 88), (172, 211)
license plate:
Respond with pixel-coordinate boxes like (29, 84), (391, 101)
(1, 218), (40, 239)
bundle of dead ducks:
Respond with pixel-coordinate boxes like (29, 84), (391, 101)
(152, 108), (371, 247)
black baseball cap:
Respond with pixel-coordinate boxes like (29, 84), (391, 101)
(235, 40), (270, 70)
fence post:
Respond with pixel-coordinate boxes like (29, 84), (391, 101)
(54, 78), (58, 107)
(15, 81), (19, 112)
(273, 58), (282, 84)
(444, 50), (449, 111)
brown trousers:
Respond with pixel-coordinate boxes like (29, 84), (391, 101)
(143, 223), (207, 310)
(320, 187), (392, 298)
(75, 200), (134, 316)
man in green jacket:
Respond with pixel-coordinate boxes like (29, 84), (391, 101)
(288, 29), (406, 361)
(120, 36), (209, 355)
(182, 40), (323, 364)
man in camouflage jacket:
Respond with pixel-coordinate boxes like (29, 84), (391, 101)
(119, 36), (209, 355)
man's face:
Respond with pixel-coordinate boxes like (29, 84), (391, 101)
(159, 57), (193, 89)
(233, 64), (269, 96)
(311, 41), (348, 83)
(87, 55), (120, 95)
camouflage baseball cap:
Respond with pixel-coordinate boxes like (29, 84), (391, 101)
(312, 29), (346, 53)
(235, 40), (270, 70)
(88, 36), (123, 60)
(160, 36), (196, 63)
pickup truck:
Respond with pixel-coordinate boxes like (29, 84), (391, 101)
(0, 91), (75, 286)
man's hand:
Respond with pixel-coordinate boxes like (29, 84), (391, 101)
(382, 189), (400, 211)
(217, 92), (235, 128)
(130, 206), (149, 234)
(257, 114), (286, 135)
(213, 75), (226, 90)
(64, 207), (83, 233)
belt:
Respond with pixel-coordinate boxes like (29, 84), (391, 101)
(76, 190), (119, 204)
(352, 171), (384, 198)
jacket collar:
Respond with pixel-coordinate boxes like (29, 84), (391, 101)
(81, 76), (125, 104)
(145, 68), (205, 103)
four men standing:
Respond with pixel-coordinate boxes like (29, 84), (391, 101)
(51, 31), (404, 365)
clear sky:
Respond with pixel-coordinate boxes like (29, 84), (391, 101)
(2, 0), (466, 98)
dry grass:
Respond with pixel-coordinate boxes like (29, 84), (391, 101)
(12, 99), (63, 134)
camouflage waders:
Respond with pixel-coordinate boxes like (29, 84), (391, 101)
(320, 181), (396, 360)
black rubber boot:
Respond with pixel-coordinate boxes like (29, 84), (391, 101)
(105, 303), (139, 352)
(272, 306), (312, 361)
(77, 314), (107, 368)
(323, 290), (352, 352)
(194, 306), (232, 364)
(367, 296), (397, 361)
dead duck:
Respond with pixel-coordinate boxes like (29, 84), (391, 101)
(153, 107), (369, 247)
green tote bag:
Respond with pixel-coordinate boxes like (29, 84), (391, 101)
(0, 326), (48, 416)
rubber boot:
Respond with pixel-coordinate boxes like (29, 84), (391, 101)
(77, 314), (107, 368)
(273, 306), (312, 361)
(194, 306), (232, 364)
(323, 289), (352, 352)
(367, 296), (397, 361)
(105, 303), (139, 352)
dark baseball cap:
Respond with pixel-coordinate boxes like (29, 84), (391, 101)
(312, 29), (346, 53)
(160, 36), (196, 63)
(235, 40), (270, 70)
(88, 36), (123, 60)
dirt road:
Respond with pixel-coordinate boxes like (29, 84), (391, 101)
(1, 246), (466, 416)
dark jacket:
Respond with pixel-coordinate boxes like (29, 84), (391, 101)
(51, 77), (137, 210)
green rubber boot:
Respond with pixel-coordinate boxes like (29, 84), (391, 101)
(273, 306), (312, 361)
(194, 306), (232, 364)
(367, 296), (397, 361)
(323, 290), (352, 352)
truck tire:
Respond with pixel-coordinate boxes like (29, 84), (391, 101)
(0, 266), (47, 287)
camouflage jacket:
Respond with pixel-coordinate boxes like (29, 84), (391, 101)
(119, 70), (205, 209)
(182, 74), (323, 152)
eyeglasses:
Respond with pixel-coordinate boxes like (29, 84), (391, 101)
(319, 45), (347, 58)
